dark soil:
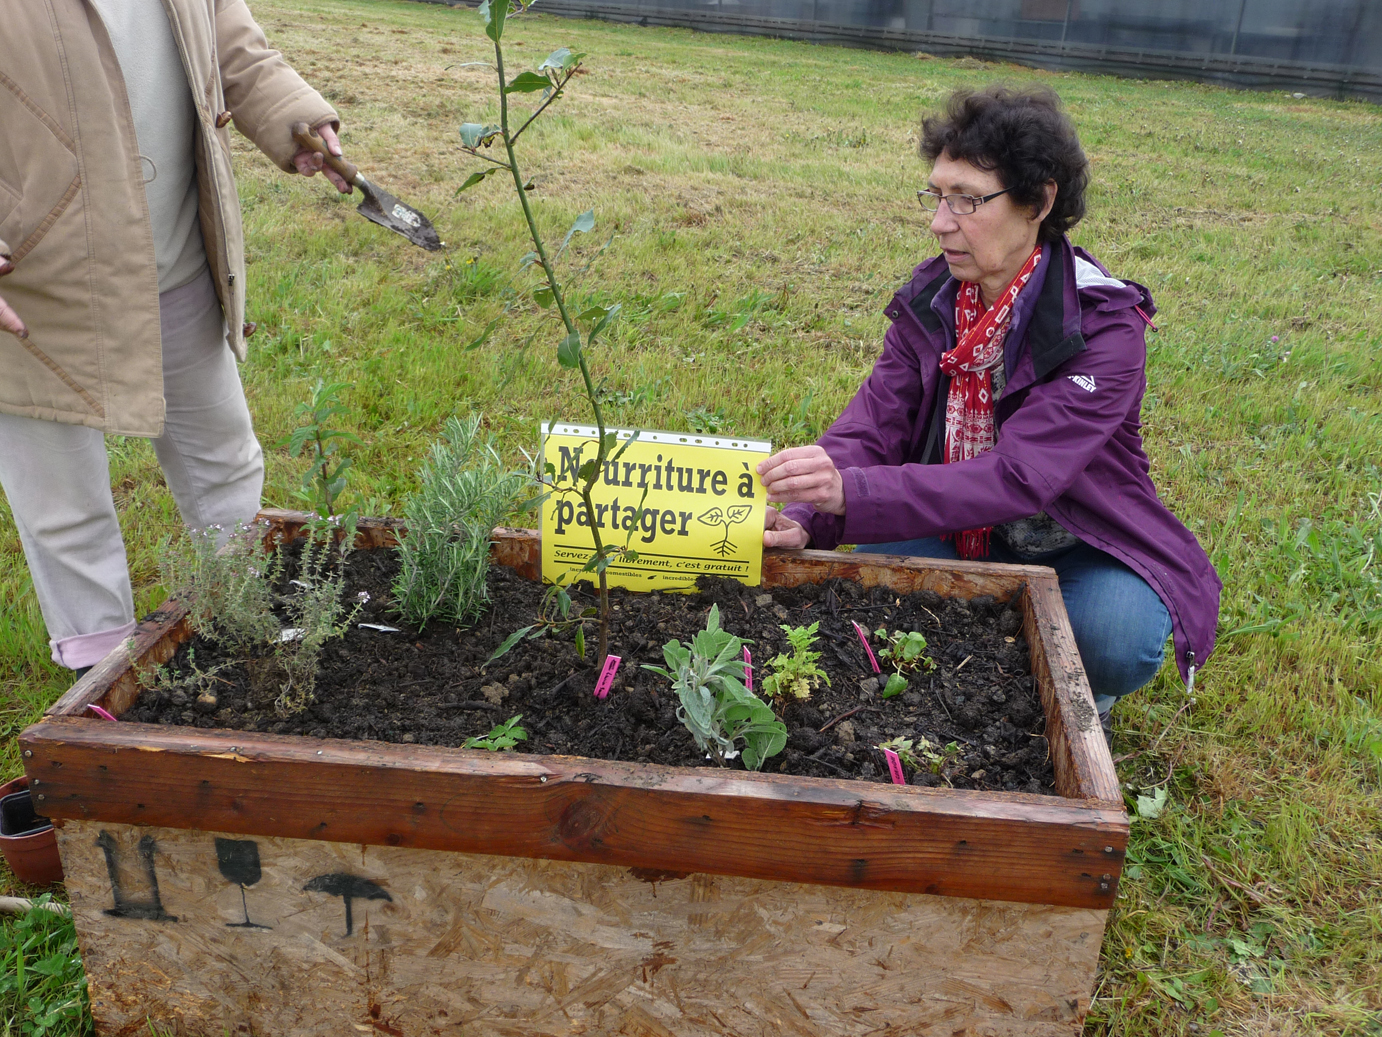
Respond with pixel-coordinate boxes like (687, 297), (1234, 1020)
(126, 547), (1056, 794)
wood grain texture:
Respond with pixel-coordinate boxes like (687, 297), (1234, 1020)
(58, 820), (1105, 1037)
(1021, 579), (1121, 805)
(23, 717), (1125, 908)
(46, 599), (195, 721)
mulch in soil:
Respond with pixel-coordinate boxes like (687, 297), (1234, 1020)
(126, 546), (1057, 794)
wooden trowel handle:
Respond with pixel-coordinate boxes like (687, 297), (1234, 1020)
(291, 122), (360, 185)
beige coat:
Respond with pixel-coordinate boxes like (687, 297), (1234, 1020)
(0, 0), (336, 437)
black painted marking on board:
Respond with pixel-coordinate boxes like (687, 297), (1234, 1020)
(302, 873), (392, 937)
(96, 831), (177, 922)
(216, 838), (271, 930)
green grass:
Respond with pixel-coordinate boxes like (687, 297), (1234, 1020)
(2, 0), (1380, 1033)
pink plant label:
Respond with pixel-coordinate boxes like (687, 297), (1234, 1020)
(743, 647), (753, 691)
(883, 748), (906, 785)
(594, 654), (622, 699)
(87, 704), (117, 722)
(853, 621), (881, 673)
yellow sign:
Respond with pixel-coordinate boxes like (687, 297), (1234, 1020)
(540, 423), (771, 591)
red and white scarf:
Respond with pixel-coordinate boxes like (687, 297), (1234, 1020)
(939, 245), (1043, 560)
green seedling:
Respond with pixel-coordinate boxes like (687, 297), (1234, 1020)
(282, 379), (363, 522)
(643, 604), (786, 770)
(877, 735), (919, 770)
(463, 714), (528, 751)
(875, 628), (937, 697)
(880, 735), (960, 779)
(762, 622), (831, 701)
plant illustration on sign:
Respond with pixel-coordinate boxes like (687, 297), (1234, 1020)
(698, 504), (753, 557)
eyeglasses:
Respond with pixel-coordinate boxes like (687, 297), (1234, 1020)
(916, 188), (1013, 215)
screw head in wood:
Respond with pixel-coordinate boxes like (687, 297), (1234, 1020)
(36, 794), (44, 802)
(30, 778), (38, 786)
(23, 750), (32, 758)
(1104, 845), (1114, 853)
(540, 775), (548, 783)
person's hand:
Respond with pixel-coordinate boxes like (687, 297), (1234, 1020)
(763, 506), (810, 550)
(292, 122), (352, 194)
(757, 445), (845, 515)
(0, 254), (27, 339)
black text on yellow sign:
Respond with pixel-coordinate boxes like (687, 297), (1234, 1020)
(540, 423), (771, 591)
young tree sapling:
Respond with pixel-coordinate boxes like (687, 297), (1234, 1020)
(458, 0), (629, 664)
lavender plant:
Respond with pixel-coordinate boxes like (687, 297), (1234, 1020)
(391, 414), (529, 630)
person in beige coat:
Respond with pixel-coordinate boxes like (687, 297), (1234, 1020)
(0, 0), (349, 672)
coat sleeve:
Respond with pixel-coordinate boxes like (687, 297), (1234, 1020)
(215, 0), (339, 171)
(836, 312), (1148, 546)
(781, 318), (935, 548)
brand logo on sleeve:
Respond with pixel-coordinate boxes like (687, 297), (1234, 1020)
(1068, 374), (1097, 393)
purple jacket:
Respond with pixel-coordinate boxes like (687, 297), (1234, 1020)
(783, 236), (1220, 684)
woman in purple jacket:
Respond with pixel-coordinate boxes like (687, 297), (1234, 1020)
(758, 85), (1220, 740)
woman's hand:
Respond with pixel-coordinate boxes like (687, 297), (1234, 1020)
(757, 445), (845, 515)
(763, 506), (809, 550)
(292, 122), (352, 193)
(0, 252), (27, 339)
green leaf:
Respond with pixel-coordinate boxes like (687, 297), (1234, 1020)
(882, 673), (908, 699)
(533, 285), (555, 308)
(574, 625), (586, 659)
(1135, 786), (1168, 820)
(457, 167), (500, 194)
(465, 316), (502, 351)
(486, 624), (535, 667)
(588, 302), (622, 344)
(559, 209), (596, 254)
(538, 47), (577, 71)
(519, 251), (539, 269)
(557, 332), (581, 368)
(505, 71), (552, 94)
(577, 305), (611, 323)
(480, 0), (507, 43)
(459, 123), (502, 149)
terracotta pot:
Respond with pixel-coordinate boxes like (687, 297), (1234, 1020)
(0, 775), (64, 886)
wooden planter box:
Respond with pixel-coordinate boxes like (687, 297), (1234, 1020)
(21, 509), (1127, 1037)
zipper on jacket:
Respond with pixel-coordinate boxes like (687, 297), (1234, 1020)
(1184, 649), (1196, 696)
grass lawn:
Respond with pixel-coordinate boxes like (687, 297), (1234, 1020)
(2, 0), (1380, 1032)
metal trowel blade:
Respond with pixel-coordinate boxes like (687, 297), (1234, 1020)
(356, 179), (443, 252)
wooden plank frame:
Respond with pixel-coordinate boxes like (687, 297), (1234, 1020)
(22, 510), (1127, 912)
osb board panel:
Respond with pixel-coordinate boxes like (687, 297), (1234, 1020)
(59, 820), (1105, 1037)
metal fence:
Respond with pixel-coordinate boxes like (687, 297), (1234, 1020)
(529, 0), (1382, 102)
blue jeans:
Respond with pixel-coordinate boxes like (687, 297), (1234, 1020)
(854, 537), (1172, 712)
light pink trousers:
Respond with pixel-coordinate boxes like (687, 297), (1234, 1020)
(0, 269), (264, 668)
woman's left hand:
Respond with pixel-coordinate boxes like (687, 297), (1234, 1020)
(757, 446), (845, 515)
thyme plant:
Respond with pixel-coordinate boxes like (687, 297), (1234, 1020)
(458, 0), (625, 662)
(392, 414), (528, 630)
(643, 604), (786, 770)
(158, 521), (280, 649)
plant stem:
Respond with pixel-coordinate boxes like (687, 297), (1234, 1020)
(493, 34), (612, 664)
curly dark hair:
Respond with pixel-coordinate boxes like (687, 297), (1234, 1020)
(920, 85), (1089, 243)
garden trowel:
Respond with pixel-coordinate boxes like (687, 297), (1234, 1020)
(291, 123), (443, 251)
